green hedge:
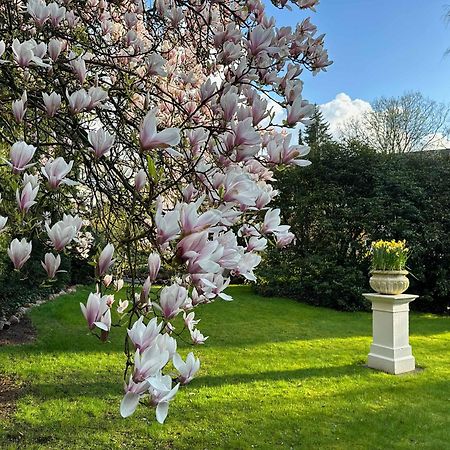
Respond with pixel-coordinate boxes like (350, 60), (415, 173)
(256, 142), (450, 314)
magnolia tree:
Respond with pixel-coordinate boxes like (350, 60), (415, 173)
(0, 0), (330, 423)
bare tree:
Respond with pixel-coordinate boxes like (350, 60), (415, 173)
(341, 92), (450, 153)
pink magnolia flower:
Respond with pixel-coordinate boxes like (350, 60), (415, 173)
(70, 55), (87, 82)
(140, 276), (152, 303)
(8, 238), (32, 270)
(42, 157), (75, 189)
(275, 231), (296, 248)
(97, 243), (115, 277)
(11, 38), (48, 67)
(234, 252), (262, 282)
(61, 214), (83, 233)
(157, 284), (188, 319)
(173, 352), (200, 385)
(45, 219), (78, 251)
(47, 38), (62, 61)
(145, 53), (167, 76)
(247, 236), (268, 252)
(180, 200), (222, 235)
(248, 25), (276, 56)
(114, 279), (124, 291)
(261, 208), (290, 235)
(16, 182), (39, 213)
(22, 173), (39, 189)
(12, 91), (27, 123)
(190, 328), (209, 345)
(88, 128), (115, 158)
(148, 374), (180, 424)
(117, 299), (129, 314)
(156, 334), (177, 359)
(41, 253), (62, 279)
(286, 97), (315, 126)
(132, 347), (169, 383)
(7, 141), (36, 173)
(139, 110), (181, 151)
(155, 203), (181, 247)
(80, 292), (111, 332)
(148, 253), (161, 281)
(0, 216), (8, 233)
(183, 311), (200, 331)
(127, 316), (163, 353)
(42, 92), (61, 117)
(87, 87), (108, 109)
(27, 0), (50, 27)
(103, 274), (113, 287)
(48, 2), (66, 27)
(199, 274), (233, 301)
(67, 89), (91, 113)
(134, 169), (147, 192)
(120, 379), (150, 419)
(267, 135), (311, 166)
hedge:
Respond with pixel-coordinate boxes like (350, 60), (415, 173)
(255, 142), (450, 314)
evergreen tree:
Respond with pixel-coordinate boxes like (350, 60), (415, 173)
(304, 105), (332, 147)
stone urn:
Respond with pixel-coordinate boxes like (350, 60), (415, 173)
(369, 270), (409, 295)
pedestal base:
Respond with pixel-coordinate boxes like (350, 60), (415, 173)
(368, 350), (415, 374)
(363, 293), (418, 375)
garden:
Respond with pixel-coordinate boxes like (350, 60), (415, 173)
(0, 0), (449, 449)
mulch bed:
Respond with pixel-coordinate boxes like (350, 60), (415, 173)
(0, 316), (37, 346)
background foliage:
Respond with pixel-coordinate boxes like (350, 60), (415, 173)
(256, 138), (450, 314)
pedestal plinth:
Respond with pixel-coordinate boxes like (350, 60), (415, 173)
(363, 293), (418, 375)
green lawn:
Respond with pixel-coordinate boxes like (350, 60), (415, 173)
(0, 286), (449, 449)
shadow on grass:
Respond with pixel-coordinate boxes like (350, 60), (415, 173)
(195, 363), (368, 387)
(25, 362), (373, 402)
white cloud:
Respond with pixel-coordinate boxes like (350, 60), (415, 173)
(319, 93), (372, 138)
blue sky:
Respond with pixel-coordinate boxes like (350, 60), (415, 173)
(265, 0), (450, 106)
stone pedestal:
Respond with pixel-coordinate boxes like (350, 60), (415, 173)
(363, 293), (418, 375)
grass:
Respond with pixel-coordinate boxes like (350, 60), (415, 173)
(0, 285), (449, 449)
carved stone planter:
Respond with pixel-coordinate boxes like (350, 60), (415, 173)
(369, 270), (409, 295)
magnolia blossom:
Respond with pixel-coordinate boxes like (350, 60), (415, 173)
(45, 218), (78, 251)
(0, 216), (8, 233)
(148, 375), (180, 424)
(42, 92), (61, 117)
(114, 279), (124, 291)
(7, 238), (32, 270)
(11, 38), (48, 67)
(16, 182), (39, 213)
(148, 253), (161, 281)
(97, 243), (115, 277)
(41, 253), (62, 279)
(190, 328), (209, 345)
(88, 128), (115, 158)
(157, 284), (188, 319)
(42, 157), (75, 189)
(132, 347), (169, 383)
(134, 169), (147, 192)
(80, 292), (112, 333)
(7, 141), (36, 173)
(12, 91), (27, 123)
(103, 274), (113, 287)
(117, 299), (129, 314)
(127, 316), (163, 353)
(173, 352), (200, 385)
(139, 110), (181, 150)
